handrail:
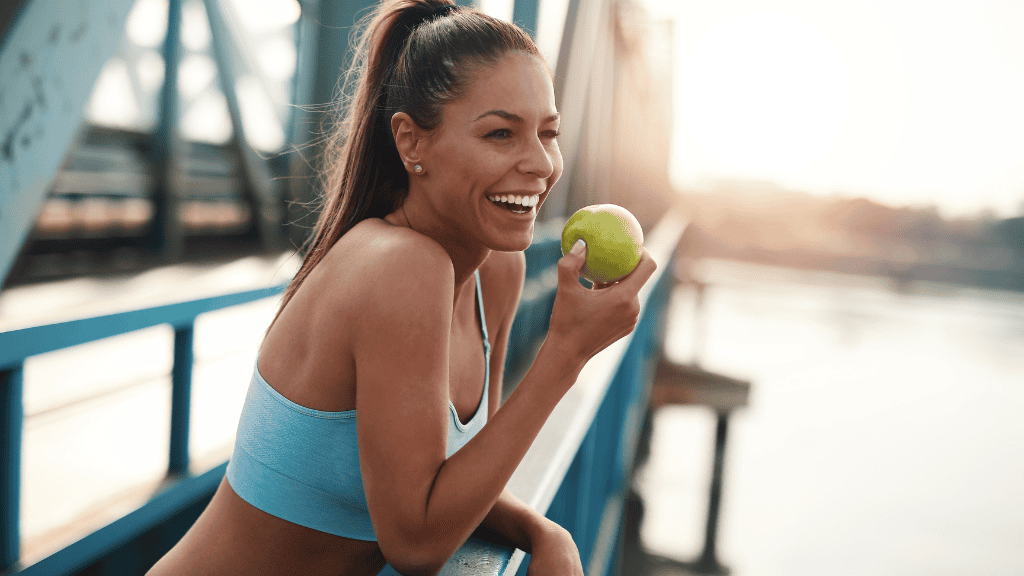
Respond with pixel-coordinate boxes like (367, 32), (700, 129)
(0, 285), (286, 573)
(0, 286), (285, 370)
(512, 209), (686, 509)
(438, 208), (688, 575)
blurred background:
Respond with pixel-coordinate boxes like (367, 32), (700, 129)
(1, 0), (1023, 574)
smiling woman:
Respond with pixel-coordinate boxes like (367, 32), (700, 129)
(144, 1), (657, 576)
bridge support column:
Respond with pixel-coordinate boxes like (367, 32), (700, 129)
(169, 325), (194, 475)
(1, 364), (24, 572)
(149, 0), (186, 261)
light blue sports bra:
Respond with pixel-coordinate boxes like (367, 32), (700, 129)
(226, 269), (491, 546)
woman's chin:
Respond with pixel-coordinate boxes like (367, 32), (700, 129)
(488, 231), (533, 253)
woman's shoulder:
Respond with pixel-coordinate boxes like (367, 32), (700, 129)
(303, 218), (456, 317)
(318, 218), (456, 303)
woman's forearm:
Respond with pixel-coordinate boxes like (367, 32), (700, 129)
(408, 335), (583, 568)
(473, 488), (553, 553)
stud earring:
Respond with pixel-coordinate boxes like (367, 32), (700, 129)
(413, 164), (423, 173)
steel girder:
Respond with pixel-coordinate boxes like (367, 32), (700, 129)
(0, 0), (137, 287)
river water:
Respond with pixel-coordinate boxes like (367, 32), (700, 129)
(637, 258), (1024, 575)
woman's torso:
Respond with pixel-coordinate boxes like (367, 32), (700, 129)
(147, 219), (503, 576)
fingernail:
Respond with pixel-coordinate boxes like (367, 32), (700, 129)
(571, 239), (586, 254)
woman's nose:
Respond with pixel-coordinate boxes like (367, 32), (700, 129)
(519, 135), (555, 179)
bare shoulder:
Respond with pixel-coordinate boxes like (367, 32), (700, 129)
(325, 219), (456, 310)
(262, 219), (454, 377)
(305, 218), (454, 332)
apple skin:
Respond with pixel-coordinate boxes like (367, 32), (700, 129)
(561, 204), (644, 283)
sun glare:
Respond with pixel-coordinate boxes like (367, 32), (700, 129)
(657, 0), (1024, 218)
(679, 12), (850, 178)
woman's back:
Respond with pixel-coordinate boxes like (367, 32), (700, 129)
(258, 218), (388, 413)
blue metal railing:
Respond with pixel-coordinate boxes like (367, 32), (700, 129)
(539, 251), (674, 575)
(503, 212), (684, 576)
(0, 285), (286, 573)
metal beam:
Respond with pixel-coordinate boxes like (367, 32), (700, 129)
(286, 0), (320, 162)
(1, 364), (23, 571)
(285, 0), (375, 246)
(0, 0), (28, 49)
(539, 0), (607, 220)
(512, 0), (540, 38)
(0, 0), (137, 287)
(149, 0), (186, 259)
(204, 0), (282, 249)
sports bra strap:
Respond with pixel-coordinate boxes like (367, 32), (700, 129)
(474, 269), (490, 353)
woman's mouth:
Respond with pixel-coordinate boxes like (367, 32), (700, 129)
(487, 194), (540, 214)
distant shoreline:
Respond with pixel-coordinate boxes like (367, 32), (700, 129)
(681, 245), (1024, 294)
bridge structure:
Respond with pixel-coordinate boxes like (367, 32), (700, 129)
(0, 0), (686, 574)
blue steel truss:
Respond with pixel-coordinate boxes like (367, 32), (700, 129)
(0, 0), (138, 286)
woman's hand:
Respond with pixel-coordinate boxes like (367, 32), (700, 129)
(526, 524), (583, 576)
(547, 240), (658, 366)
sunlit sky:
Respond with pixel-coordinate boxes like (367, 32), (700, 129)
(639, 0), (1024, 218)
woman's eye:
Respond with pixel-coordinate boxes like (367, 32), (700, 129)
(486, 129), (512, 140)
(543, 130), (561, 140)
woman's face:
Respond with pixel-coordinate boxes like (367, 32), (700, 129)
(419, 51), (563, 252)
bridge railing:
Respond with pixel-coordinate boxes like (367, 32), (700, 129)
(0, 285), (287, 574)
(0, 209), (685, 576)
(498, 210), (685, 576)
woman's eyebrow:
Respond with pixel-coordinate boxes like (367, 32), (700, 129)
(474, 110), (561, 123)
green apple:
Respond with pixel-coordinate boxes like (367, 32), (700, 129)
(561, 204), (644, 283)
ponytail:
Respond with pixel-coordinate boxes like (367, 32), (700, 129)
(270, 0), (540, 328)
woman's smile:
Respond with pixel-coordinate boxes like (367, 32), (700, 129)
(486, 193), (542, 214)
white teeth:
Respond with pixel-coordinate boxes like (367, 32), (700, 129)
(487, 194), (540, 210)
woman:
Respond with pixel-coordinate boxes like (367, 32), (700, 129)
(147, 1), (656, 574)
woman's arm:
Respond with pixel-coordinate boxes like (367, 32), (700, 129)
(351, 234), (656, 575)
(473, 251), (583, 574)
(475, 490), (583, 576)
(473, 488), (548, 553)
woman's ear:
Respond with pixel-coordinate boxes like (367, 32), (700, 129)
(392, 112), (426, 173)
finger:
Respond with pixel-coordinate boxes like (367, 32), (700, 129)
(557, 239), (588, 286)
(616, 248), (658, 291)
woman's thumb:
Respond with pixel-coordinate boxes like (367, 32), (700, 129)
(558, 239), (588, 282)
(569, 238), (587, 259)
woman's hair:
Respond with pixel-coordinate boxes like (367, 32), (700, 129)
(272, 0), (541, 326)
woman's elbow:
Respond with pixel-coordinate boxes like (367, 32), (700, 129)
(378, 533), (450, 576)
(388, 560), (444, 576)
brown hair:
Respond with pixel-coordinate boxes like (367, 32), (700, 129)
(273, 0), (541, 327)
